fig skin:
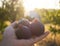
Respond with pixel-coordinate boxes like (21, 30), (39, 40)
(15, 25), (32, 39)
(15, 18), (45, 39)
(30, 19), (45, 36)
(18, 18), (30, 27)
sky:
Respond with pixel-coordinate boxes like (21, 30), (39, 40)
(0, 1), (2, 7)
(0, 0), (59, 12)
(0, 0), (60, 17)
(23, 0), (59, 12)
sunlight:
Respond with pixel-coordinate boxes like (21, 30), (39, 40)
(0, 1), (2, 7)
(23, 0), (59, 12)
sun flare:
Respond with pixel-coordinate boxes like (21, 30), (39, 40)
(23, 0), (59, 12)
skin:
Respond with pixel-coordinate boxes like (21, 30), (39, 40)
(1, 21), (49, 46)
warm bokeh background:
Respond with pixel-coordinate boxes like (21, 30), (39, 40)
(0, 0), (60, 46)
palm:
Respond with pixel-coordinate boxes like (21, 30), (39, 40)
(1, 22), (49, 46)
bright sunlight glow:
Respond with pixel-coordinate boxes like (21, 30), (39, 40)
(23, 0), (59, 12)
(0, 1), (2, 7)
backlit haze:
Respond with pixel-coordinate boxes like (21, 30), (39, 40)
(23, 0), (59, 17)
(0, 0), (60, 18)
(23, 0), (59, 12)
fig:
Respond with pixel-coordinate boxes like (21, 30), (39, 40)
(18, 18), (30, 27)
(15, 25), (32, 39)
(30, 19), (44, 36)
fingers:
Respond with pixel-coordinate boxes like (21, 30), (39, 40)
(33, 31), (49, 43)
(27, 31), (49, 45)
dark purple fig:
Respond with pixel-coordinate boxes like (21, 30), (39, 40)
(15, 25), (32, 39)
(30, 19), (44, 36)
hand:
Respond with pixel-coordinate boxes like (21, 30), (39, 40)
(1, 21), (49, 46)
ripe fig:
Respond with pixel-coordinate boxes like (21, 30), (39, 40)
(30, 19), (44, 36)
(15, 25), (32, 39)
(18, 18), (30, 27)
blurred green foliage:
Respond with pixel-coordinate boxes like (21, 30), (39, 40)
(34, 9), (60, 46)
(0, 0), (24, 33)
(34, 9), (60, 33)
(2, 0), (24, 22)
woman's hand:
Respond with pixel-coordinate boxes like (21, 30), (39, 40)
(1, 21), (49, 46)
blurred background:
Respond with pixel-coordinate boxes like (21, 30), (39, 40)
(0, 0), (60, 46)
